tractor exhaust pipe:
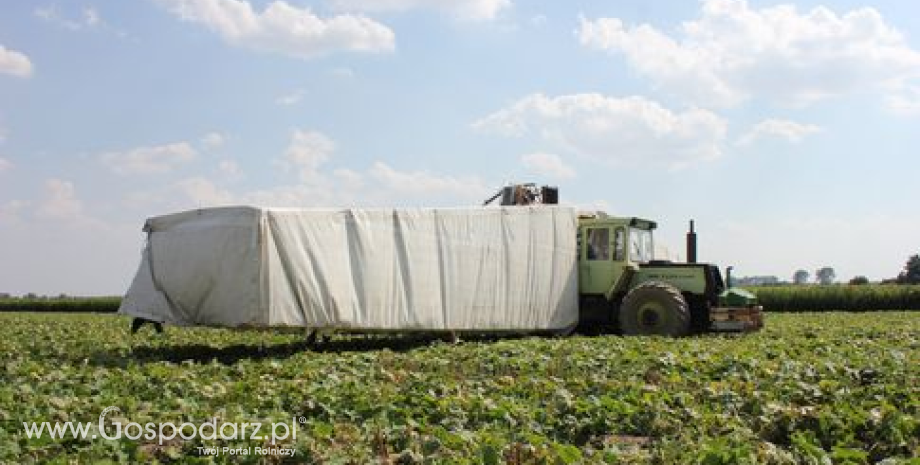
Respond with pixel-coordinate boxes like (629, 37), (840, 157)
(686, 220), (697, 264)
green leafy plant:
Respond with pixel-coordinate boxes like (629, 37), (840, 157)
(0, 311), (917, 463)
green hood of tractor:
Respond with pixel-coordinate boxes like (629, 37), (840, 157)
(719, 287), (758, 307)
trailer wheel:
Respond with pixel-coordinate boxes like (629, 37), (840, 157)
(619, 282), (690, 336)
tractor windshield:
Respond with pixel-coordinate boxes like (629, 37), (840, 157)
(629, 228), (654, 263)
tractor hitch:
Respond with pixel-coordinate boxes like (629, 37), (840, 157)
(710, 305), (764, 332)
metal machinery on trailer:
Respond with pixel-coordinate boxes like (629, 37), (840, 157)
(484, 183), (763, 336)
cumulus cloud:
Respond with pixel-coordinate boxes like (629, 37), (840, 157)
(84, 7), (101, 26)
(172, 165), (486, 209)
(36, 179), (85, 221)
(200, 132), (226, 149)
(329, 0), (510, 21)
(156, 0), (395, 59)
(738, 119), (822, 146)
(886, 82), (920, 116)
(0, 45), (33, 78)
(142, 129), (489, 210)
(275, 88), (305, 106)
(279, 129), (336, 181)
(100, 142), (197, 175)
(177, 177), (235, 206)
(0, 200), (27, 223)
(273, 130), (487, 205)
(369, 162), (489, 198)
(579, 0), (920, 109)
(330, 67), (355, 79)
(218, 159), (243, 180)
(520, 152), (575, 179)
(474, 93), (727, 169)
(35, 5), (102, 30)
(332, 167), (364, 187)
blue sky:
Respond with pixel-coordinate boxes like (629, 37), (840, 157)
(1, 0), (919, 295)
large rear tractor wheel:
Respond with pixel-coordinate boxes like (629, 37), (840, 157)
(619, 282), (691, 336)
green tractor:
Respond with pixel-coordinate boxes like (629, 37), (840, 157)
(577, 214), (762, 336)
(486, 183), (763, 336)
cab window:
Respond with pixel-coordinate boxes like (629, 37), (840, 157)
(613, 227), (625, 261)
(629, 227), (654, 263)
(585, 228), (610, 261)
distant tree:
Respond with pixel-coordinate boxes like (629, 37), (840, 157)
(793, 270), (810, 285)
(849, 276), (869, 285)
(897, 254), (920, 284)
(815, 267), (836, 285)
(25, 292), (37, 299)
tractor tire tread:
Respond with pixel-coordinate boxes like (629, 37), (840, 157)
(620, 281), (691, 336)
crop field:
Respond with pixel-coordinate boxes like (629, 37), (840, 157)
(751, 285), (920, 312)
(1, 312), (917, 464)
(4, 284), (920, 315)
(0, 296), (120, 313)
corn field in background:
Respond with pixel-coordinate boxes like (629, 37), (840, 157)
(751, 284), (920, 312)
(3, 285), (920, 314)
(0, 296), (120, 313)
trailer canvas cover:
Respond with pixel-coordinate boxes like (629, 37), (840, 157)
(119, 206), (579, 331)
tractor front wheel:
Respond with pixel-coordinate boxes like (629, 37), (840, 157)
(619, 282), (691, 336)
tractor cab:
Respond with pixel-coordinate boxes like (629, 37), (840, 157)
(578, 214), (656, 296)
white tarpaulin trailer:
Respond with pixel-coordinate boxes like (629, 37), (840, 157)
(118, 206), (579, 331)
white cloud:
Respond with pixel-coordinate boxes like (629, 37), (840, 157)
(200, 132), (226, 149)
(84, 7), (101, 26)
(474, 93), (727, 169)
(35, 5), (103, 30)
(275, 88), (305, 106)
(333, 167), (363, 187)
(0, 45), (33, 78)
(100, 142), (197, 175)
(738, 119), (821, 146)
(36, 179), (84, 221)
(886, 82), (920, 116)
(0, 157), (11, 174)
(279, 129), (335, 181)
(177, 177), (235, 206)
(330, 67), (355, 79)
(329, 0), (510, 21)
(125, 129), (491, 212)
(156, 0), (395, 59)
(520, 152), (575, 179)
(0, 200), (26, 223)
(369, 162), (489, 199)
(579, 0), (920, 109)
(172, 163), (486, 209)
(240, 184), (328, 207)
(139, 129), (490, 209)
(218, 159), (243, 180)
